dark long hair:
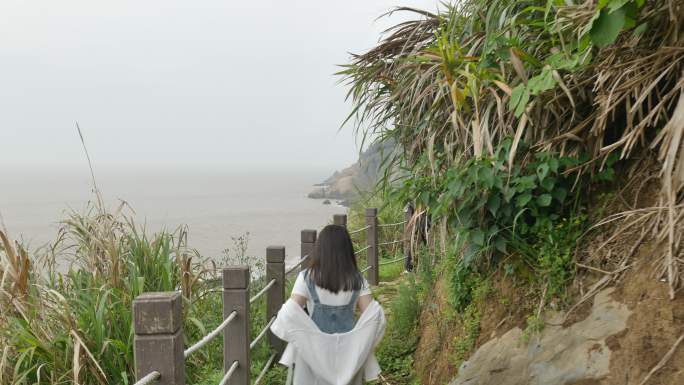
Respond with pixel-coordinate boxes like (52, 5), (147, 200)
(309, 224), (363, 293)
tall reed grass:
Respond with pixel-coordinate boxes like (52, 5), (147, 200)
(0, 200), (257, 384)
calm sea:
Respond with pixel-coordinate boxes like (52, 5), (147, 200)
(0, 167), (345, 268)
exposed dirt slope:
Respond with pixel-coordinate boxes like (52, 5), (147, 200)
(412, 164), (684, 385)
(414, 253), (683, 385)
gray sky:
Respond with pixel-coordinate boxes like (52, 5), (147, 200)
(0, 0), (437, 172)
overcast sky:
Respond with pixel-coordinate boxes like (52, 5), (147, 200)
(0, 0), (437, 173)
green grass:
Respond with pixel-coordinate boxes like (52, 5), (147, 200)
(379, 255), (406, 282)
(0, 202), (286, 385)
(374, 275), (421, 385)
(451, 279), (490, 367)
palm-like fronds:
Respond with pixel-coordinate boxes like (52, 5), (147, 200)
(341, 0), (684, 297)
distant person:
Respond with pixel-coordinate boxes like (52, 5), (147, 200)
(271, 224), (386, 385)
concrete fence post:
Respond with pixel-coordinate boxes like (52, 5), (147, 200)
(133, 292), (185, 385)
(333, 214), (347, 228)
(266, 246), (286, 356)
(365, 208), (379, 286)
(223, 266), (250, 385)
(404, 203), (415, 272)
(300, 230), (317, 274)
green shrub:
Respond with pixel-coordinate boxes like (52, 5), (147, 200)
(391, 276), (421, 336)
(451, 278), (490, 366)
(375, 274), (421, 384)
(452, 302), (480, 365)
(521, 313), (545, 343)
(509, 213), (586, 302)
(416, 248), (435, 297)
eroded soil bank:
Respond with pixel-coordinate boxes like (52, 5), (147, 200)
(414, 246), (684, 385)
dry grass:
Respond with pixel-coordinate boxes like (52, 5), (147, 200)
(340, 0), (684, 298)
(0, 201), (209, 384)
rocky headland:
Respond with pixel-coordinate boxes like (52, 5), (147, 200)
(308, 140), (394, 205)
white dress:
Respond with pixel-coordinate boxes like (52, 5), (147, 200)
(271, 298), (386, 385)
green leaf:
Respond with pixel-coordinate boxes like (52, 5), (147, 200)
(471, 229), (485, 246)
(548, 158), (560, 173)
(536, 163), (549, 181)
(633, 22), (648, 36)
(590, 8), (627, 48)
(503, 187), (516, 203)
(478, 167), (495, 188)
(540, 177), (555, 191)
(463, 244), (479, 265)
(487, 194), (501, 216)
(448, 178), (464, 198)
(494, 236), (507, 253)
(516, 193), (532, 207)
(509, 84), (530, 117)
(537, 194), (552, 207)
(546, 52), (580, 71)
(527, 69), (556, 95)
(552, 187), (568, 202)
(516, 175), (537, 191)
(607, 0), (631, 12)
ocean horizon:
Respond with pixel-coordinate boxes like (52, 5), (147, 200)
(1, 167), (346, 269)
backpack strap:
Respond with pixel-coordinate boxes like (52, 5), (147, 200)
(304, 270), (321, 305)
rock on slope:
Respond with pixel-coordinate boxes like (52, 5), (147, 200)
(451, 288), (631, 385)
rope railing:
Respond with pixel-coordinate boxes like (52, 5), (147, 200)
(250, 317), (276, 350)
(201, 275), (272, 297)
(185, 310), (238, 358)
(254, 353), (278, 385)
(250, 279), (276, 304)
(379, 255), (409, 266)
(378, 238), (406, 247)
(285, 255), (309, 276)
(378, 220), (407, 228)
(132, 371), (160, 385)
(356, 245), (371, 254)
(133, 210), (411, 385)
(218, 360), (240, 385)
(349, 225), (370, 235)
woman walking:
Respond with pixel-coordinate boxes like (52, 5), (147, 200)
(271, 224), (386, 385)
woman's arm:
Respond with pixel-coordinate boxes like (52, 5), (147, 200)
(292, 293), (308, 308)
(357, 294), (372, 313)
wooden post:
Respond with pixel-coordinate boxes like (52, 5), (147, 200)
(333, 214), (347, 228)
(266, 246), (286, 355)
(223, 266), (250, 385)
(404, 203), (414, 272)
(365, 208), (379, 286)
(133, 292), (185, 385)
(300, 230), (317, 273)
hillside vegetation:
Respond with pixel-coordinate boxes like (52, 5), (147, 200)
(340, 0), (684, 383)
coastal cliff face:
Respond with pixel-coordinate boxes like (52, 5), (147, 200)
(308, 140), (395, 204)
